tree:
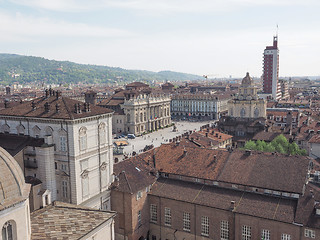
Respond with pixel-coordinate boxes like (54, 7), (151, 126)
(244, 140), (256, 150)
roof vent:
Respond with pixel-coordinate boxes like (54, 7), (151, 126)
(245, 150), (251, 156)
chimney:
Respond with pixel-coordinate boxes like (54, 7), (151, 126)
(310, 190), (314, 198)
(245, 150), (251, 156)
(44, 102), (50, 113)
(49, 88), (53, 96)
(4, 100), (8, 108)
(213, 155), (217, 161)
(182, 148), (187, 157)
(45, 89), (49, 98)
(56, 91), (62, 99)
(74, 103), (81, 114)
(56, 103), (60, 113)
(32, 101), (36, 110)
(230, 201), (235, 211)
(205, 132), (208, 137)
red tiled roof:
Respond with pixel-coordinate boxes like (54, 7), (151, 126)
(0, 95), (112, 120)
(150, 178), (296, 224)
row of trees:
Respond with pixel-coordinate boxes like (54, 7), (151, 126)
(244, 134), (307, 156)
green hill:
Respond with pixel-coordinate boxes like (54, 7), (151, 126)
(0, 54), (200, 85)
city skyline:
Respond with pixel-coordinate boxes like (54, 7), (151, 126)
(1, 0), (320, 78)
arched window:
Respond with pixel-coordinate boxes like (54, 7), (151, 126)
(240, 108), (246, 118)
(16, 124), (25, 135)
(254, 108), (260, 118)
(136, 113), (139, 123)
(2, 221), (14, 240)
(1, 124), (10, 133)
(140, 112), (143, 122)
(79, 127), (87, 151)
(45, 126), (53, 136)
(127, 113), (130, 123)
(99, 123), (106, 145)
(144, 112), (146, 121)
(32, 125), (41, 138)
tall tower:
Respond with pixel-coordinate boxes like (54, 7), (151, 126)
(263, 36), (281, 100)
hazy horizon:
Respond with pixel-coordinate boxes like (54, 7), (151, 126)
(1, 0), (320, 78)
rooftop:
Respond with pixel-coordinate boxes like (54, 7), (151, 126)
(0, 91), (112, 120)
(31, 201), (116, 240)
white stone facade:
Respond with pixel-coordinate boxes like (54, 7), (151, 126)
(0, 113), (114, 209)
(171, 94), (230, 120)
(123, 94), (171, 135)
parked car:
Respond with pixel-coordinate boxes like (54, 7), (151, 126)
(127, 134), (136, 139)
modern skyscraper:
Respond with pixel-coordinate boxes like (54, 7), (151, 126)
(263, 36), (281, 100)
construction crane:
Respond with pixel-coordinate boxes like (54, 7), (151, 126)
(203, 74), (218, 80)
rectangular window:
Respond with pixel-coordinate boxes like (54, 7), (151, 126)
(101, 166), (108, 188)
(164, 207), (171, 226)
(80, 135), (87, 151)
(201, 216), (209, 237)
(221, 220), (229, 240)
(183, 212), (191, 232)
(281, 234), (291, 240)
(82, 177), (89, 198)
(81, 159), (88, 171)
(61, 163), (67, 171)
(138, 210), (142, 227)
(242, 225), (251, 240)
(62, 180), (68, 198)
(60, 136), (66, 152)
(261, 229), (270, 240)
(150, 204), (157, 223)
(305, 229), (315, 238)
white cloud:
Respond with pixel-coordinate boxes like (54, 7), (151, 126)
(10, 0), (320, 13)
(0, 11), (133, 42)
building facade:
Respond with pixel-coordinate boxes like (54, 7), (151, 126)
(228, 72), (266, 119)
(99, 82), (171, 136)
(0, 90), (114, 210)
(171, 93), (231, 120)
(263, 36), (281, 100)
(111, 143), (320, 240)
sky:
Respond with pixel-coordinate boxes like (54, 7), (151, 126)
(1, 0), (320, 78)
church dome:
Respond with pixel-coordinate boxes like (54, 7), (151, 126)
(0, 147), (30, 211)
(241, 72), (253, 86)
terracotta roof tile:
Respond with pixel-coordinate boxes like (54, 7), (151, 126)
(0, 95), (112, 120)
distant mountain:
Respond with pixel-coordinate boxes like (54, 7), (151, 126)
(0, 54), (200, 85)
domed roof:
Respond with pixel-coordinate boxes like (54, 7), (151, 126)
(241, 72), (253, 86)
(0, 147), (30, 211)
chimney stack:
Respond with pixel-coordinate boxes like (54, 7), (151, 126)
(56, 103), (60, 113)
(45, 89), (49, 98)
(44, 102), (50, 113)
(32, 101), (36, 110)
(56, 91), (62, 99)
(4, 100), (8, 108)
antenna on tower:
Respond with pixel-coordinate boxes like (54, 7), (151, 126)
(276, 24), (279, 36)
